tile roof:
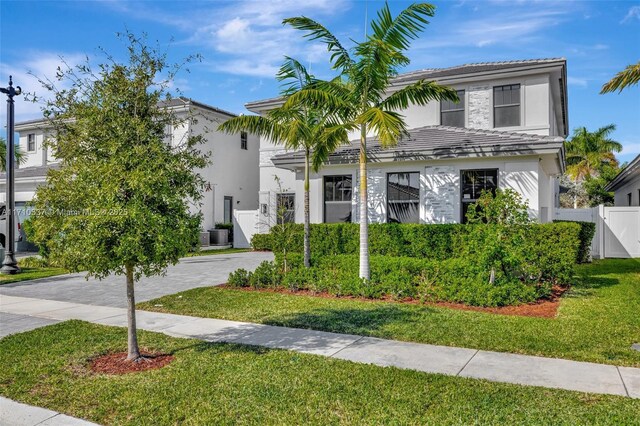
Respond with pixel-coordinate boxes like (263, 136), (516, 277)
(272, 125), (564, 165)
(246, 58), (566, 110)
(0, 164), (58, 181)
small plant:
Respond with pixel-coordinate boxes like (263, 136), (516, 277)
(249, 261), (280, 289)
(17, 256), (50, 269)
(465, 188), (531, 225)
(228, 269), (250, 287)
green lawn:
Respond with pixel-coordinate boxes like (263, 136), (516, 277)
(0, 321), (638, 425)
(0, 267), (68, 284)
(139, 258), (640, 367)
(184, 247), (250, 257)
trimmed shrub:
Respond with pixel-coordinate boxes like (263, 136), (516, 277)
(249, 261), (281, 289)
(250, 233), (273, 251)
(554, 220), (596, 263)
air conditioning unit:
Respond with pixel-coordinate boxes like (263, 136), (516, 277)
(209, 229), (229, 246)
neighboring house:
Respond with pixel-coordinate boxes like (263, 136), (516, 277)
(605, 154), (640, 206)
(0, 97), (259, 250)
(247, 58), (568, 228)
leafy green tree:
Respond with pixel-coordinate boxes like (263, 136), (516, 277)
(219, 57), (348, 268)
(0, 137), (27, 171)
(28, 34), (207, 361)
(284, 2), (458, 279)
(565, 124), (622, 208)
(601, 61), (640, 93)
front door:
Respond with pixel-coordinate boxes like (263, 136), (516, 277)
(224, 196), (233, 224)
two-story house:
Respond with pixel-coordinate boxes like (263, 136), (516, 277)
(246, 58), (568, 228)
(1, 97), (259, 250)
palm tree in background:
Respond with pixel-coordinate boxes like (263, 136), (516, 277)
(565, 124), (622, 208)
(0, 137), (27, 171)
(219, 57), (349, 268)
(601, 61), (640, 93)
(283, 2), (458, 279)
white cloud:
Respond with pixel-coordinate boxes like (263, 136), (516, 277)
(0, 52), (85, 128)
(101, 0), (350, 78)
(621, 5), (640, 23)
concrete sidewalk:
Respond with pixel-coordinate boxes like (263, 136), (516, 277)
(1, 294), (639, 401)
(0, 396), (98, 425)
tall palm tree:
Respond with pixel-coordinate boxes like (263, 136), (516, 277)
(0, 137), (27, 171)
(565, 124), (622, 208)
(283, 2), (458, 279)
(219, 57), (348, 267)
(601, 61), (640, 94)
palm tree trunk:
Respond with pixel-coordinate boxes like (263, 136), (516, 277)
(125, 263), (141, 361)
(359, 124), (369, 280)
(303, 148), (311, 268)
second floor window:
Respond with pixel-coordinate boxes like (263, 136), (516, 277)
(494, 84), (521, 128)
(27, 134), (36, 152)
(241, 131), (248, 150)
(441, 90), (465, 127)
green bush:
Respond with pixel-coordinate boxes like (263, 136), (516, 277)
(249, 261), (281, 289)
(228, 268), (250, 287)
(553, 220), (595, 263)
(250, 233), (273, 251)
(17, 256), (50, 269)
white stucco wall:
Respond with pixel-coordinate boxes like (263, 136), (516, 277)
(277, 155), (550, 225)
(613, 174), (640, 206)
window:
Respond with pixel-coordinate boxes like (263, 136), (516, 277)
(324, 175), (352, 223)
(494, 84), (521, 128)
(628, 193), (633, 206)
(387, 172), (420, 223)
(461, 169), (498, 223)
(441, 90), (465, 127)
(276, 193), (295, 224)
(27, 134), (36, 152)
(241, 131), (248, 150)
(223, 196), (233, 224)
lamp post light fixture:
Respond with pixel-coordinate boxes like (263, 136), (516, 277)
(1, 76), (22, 274)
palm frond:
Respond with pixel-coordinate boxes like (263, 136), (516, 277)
(283, 17), (354, 71)
(600, 61), (640, 94)
(277, 56), (314, 95)
(370, 2), (435, 50)
(379, 79), (458, 110)
(358, 107), (408, 147)
(217, 115), (281, 141)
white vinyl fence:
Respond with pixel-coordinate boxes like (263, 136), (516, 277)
(555, 205), (640, 259)
(233, 210), (259, 249)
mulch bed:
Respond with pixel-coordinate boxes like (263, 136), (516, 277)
(89, 351), (174, 375)
(219, 284), (567, 319)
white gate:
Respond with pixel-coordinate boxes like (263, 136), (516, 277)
(233, 210), (259, 249)
(604, 207), (640, 258)
(555, 206), (640, 258)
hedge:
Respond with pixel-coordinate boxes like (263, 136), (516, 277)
(240, 222), (582, 307)
(553, 220), (596, 263)
(251, 222), (583, 269)
(229, 254), (556, 307)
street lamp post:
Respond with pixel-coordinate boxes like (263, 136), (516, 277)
(1, 76), (22, 274)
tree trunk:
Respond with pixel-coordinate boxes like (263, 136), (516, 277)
(573, 193), (578, 209)
(126, 264), (141, 361)
(303, 149), (311, 268)
(358, 124), (369, 280)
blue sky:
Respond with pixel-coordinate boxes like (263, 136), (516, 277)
(1, 0), (639, 162)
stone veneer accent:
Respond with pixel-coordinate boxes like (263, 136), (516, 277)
(468, 85), (491, 129)
(423, 166), (458, 224)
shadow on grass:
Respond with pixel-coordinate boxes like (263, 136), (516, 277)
(262, 304), (430, 336)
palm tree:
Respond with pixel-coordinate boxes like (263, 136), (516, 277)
(283, 2), (458, 279)
(601, 61), (640, 93)
(219, 57), (348, 267)
(0, 137), (27, 171)
(565, 124), (622, 208)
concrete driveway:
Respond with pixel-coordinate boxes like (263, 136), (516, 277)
(0, 251), (273, 308)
